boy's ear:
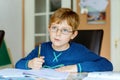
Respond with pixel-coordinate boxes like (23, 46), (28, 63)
(71, 30), (78, 39)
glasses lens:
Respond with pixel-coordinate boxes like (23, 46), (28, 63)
(50, 26), (73, 35)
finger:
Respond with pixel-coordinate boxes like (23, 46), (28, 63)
(40, 56), (45, 58)
(37, 58), (45, 63)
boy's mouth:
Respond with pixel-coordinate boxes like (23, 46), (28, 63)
(54, 38), (60, 42)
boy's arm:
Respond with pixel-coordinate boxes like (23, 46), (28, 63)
(77, 57), (113, 72)
(15, 58), (30, 69)
(15, 47), (39, 69)
(55, 57), (113, 72)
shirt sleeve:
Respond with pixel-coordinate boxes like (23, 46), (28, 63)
(74, 43), (113, 72)
(15, 46), (39, 69)
(77, 57), (113, 72)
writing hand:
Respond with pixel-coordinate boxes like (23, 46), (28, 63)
(28, 56), (45, 70)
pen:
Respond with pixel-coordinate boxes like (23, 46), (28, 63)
(38, 45), (41, 57)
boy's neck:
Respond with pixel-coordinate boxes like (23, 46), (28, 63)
(52, 43), (70, 51)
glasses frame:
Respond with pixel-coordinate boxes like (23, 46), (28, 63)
(49, 26), (73, 35)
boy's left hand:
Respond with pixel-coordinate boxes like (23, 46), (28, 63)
(55, 65), (77, 72)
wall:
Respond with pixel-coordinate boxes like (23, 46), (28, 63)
(0, 0), (22, 66)
(111, 0), (120, 71)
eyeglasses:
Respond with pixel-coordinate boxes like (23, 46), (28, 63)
(50, 26), (73, 35)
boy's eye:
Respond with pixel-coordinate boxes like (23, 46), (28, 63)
(51, 26), (57, 30)
(62, 29), (69, 33)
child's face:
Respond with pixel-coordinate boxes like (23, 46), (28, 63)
(49, 20), (77, 49)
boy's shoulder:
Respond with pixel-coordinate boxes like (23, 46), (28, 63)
(70, 42), (83, 46)
(70, 42), (88, 49)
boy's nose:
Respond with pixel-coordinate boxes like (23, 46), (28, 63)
(56, 29), (62, 36)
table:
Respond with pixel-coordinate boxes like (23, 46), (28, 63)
(1, 68), (119, 80)
(67, 73), (88, 80)
(0, 73), (88, 80)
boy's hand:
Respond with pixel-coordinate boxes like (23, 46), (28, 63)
(55, 65), (77, 72)
(28, 56), (44, 70)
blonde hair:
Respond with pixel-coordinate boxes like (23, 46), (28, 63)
(49, 8), (80, 31)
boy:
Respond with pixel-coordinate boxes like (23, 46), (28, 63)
(15, 8), (113, 72)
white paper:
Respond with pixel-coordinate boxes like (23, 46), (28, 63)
(83, 71), (120, 80)
(0, 68), (69, 79)
(23, 68), (69, 79)
(0, 68), (25, 77)
(83, 77), (119, 80)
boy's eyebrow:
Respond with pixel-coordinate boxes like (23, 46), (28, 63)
(51, 22), (73, 29)
(52, 25), (72, 29)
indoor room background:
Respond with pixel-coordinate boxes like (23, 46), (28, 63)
(0, 0), (120, 71)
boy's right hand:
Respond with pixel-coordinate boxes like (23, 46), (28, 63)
(28, 56), (45, 70)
